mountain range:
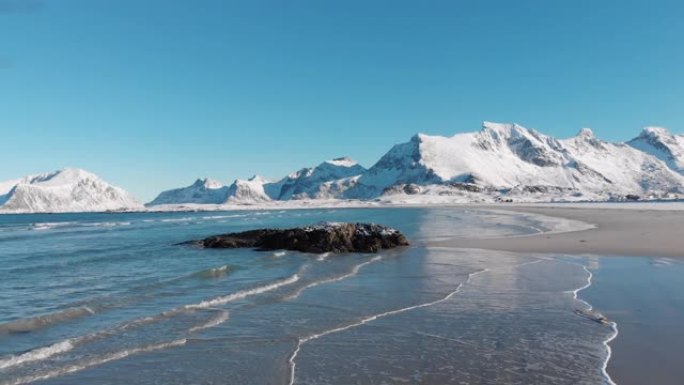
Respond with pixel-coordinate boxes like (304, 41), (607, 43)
(2, 122), (683, 213)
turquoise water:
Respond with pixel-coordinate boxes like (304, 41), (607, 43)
(0, 208), (615, 384)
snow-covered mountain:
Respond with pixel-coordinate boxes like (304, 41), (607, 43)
(147, 178), (229, 206)
(225, 176), (272, 203)
(10, 124), (682, 213)
(628, 127), (684, 175)
(146, 157), (366, 207)
(265, 157), (366, 200)
(346, 122), (684, 201)
(0, 168), (142, 213)
(147, 175), (273, 206)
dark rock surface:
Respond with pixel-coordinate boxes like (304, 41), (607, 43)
(183, 222), (410, 253)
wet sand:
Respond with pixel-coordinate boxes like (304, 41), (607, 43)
(431, 203), (684, 258)
(433, 202), (684, 385)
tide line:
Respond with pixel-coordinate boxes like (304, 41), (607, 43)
(568, 261), (619, 385)
(286, 268), (489, 385)
(285, 256), (382, 301)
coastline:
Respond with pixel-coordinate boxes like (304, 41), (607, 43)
(430, 203), (684, 258)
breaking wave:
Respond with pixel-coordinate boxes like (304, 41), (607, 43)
(1, 339), (187, 385)
(30, 222), (77, 231)
(29, 221), (132, 231)
(0, 340), (74, 370)
(185, 274), (300, 310)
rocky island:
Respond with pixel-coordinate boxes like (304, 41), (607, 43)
(182, 222), (409, 253)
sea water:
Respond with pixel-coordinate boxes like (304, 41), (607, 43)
(0, 208), (616, 384)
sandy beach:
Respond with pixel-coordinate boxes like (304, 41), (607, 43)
(431, 203), (684, 258)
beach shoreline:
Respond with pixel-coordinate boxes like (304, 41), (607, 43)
(430, 203), (684, 258)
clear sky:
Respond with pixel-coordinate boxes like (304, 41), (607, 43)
(1, 0), (682, 201)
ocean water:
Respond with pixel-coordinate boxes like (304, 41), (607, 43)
(0, 208), (616, 385)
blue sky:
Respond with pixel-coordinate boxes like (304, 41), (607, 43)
(1, 0), (682, 201)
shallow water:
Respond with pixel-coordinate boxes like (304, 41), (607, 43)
(0, 208), (615, 384)
(581, 256), (684, 385)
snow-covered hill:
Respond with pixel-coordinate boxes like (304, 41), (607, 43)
(346, 122), (684, 201)
(225, 176), (273, 203)
(628, 127), (684, 175)
(147, 178), (229, 206)
(0, 168), (142, 213)
(261, 157), (366, 200)
(17, 123), (681, 213)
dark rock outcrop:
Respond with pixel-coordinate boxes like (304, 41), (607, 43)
(183, 222), (410, 253)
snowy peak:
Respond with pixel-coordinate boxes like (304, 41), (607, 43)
(628, 126), (684, 174)
(225, 177), (272, 203)
(148, 178), (229, 206)
(192, 178), (224, 189)
(324, 157), (358, 168)
(577, 128), (595, 138)
(642, 126), (672, 138)
(481, 121), (522, 135)
(0, 168), (142, 213)
(272, 157), (366, 200)
(247, 175), (269, 183)
(347, 121), (684, 200)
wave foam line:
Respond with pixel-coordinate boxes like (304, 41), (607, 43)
(285, 256), (382, 301)
(124, 273), (302, 328)
(30, 222), (77, 231)
(189, 310), (230, 333)
(570, 262), (618, 385)
(0, 340), (74, 370)
(0, 274), (300, 371)
(287, 268), (488, 385)
(185, 274), (300, 310)
(2, 339), (187, 385)
(0, 306), (95, 335)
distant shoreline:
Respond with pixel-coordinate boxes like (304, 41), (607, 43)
(431, 203), (684, 258)
(2, 198), (684, 215)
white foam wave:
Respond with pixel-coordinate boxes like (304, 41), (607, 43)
(316, 252), (330, 261)
(287, 268), (488, 385)
(652, 257), (675, 266)
(29, 221), (131, 231)
(30, 222), (77, 231)
(286, 256), (382, 301)
(272, 251), (287, 258)
(0, 340), (74, 370)
(186, 274), (300, 310)
(159, 217), (194, 223)
(2, 339), (187, 385)
(570, 262), (619, 385)
(189, 310), (230, 333)
(0, 274), (299, 372)
(91, 221), (131, 227)
(201, 214), (247, 220)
